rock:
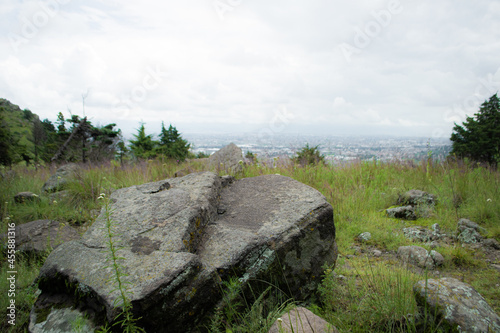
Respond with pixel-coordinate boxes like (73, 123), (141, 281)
(431, 223), (441, 233)
(458, 228), (483, 244)
(14, 191), (40, 204)
(0, 219), (81, 255)
(398, 189), (437, 206)
(457, 218), (481, 232)
(483, 238), (500, 250)
(456, 219), (485, 244)
(386, 206), (417, 220)
(403, 224), (443, 243)
(31, 172), (337, 332)
(413, 278), (500, 333)
(372, 249), (382, 257)
(268, 307), (338, 333)
(41, 164), (79, 193)
(29, 307), (95, 333)
(429, 250), (444, 267)
(397, 246), (442, 269)
(356, 232), (371, 242)
(208, 143), (244, 174)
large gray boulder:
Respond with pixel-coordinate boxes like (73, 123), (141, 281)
(41, 164), (80, 193)
(208, 143), (244, 174)
(414, 278), (500, 332)
(30, 172), (337, 332)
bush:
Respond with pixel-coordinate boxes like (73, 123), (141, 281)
(293, 144), (325, 166)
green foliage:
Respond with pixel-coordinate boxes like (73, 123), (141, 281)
(0, 99), (35, 166)
(99, 193), (145, 332)
(156, 122), (191, 161)
(319, 259), (432, 332)
(207, 276), (293, 333)
(293, 144), (325, 166)
(129, 123), (157, 160)
(450, 94), (500, 166)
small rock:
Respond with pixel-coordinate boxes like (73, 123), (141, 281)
(397, 246), (441, 270)
(208, 143), (244, 174)
(413, 278), (500, 333)
(14, 191), (40, 204)
(386, 206), (417, 220)
(0, 219), (81, 255)
(398, 190), (437, 206)
(268, 307), (339, 333)
(483, 238), (500, 250)
(356, 232), (371, 242)
(429, 250), (444, 267)
(372, 249), (382, 257)
(42, 164), (80, 193)
(457, 228), (483, 244)
(457, 218), (481, 232)
(403, 226), (432, 242)
(29, 307), (95, 333)
(431, 223), (441, 233)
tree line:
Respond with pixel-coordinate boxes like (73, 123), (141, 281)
(0, 98), (192, 166)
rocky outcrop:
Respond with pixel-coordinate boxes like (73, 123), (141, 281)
(0, 219), (81, 255)
(268, 307), (338, 333)
(414, 278), (500, 332)
(30, 172), (337, 332)
(208, 143), (244, 174)
(41, 164), (79, 193)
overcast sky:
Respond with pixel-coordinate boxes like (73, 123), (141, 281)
(1, 0), (500, 139)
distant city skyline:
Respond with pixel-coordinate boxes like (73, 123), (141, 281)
(1, 1), (499, 139)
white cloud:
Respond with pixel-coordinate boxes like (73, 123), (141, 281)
(0, 0), (499, 138)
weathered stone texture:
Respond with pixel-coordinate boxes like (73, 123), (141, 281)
(31, 172), (337, 332)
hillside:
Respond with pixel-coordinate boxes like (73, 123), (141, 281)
(0, 157), (499, 332)
(0, 98), (36, 163)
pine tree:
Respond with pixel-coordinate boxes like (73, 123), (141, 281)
(450, 94), (500, 165)
(129, 123), (157, 159)
(157, 122), (190, 161)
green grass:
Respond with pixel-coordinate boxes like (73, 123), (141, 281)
(0, 157), (499, 332)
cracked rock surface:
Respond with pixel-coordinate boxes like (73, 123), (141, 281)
(30, 172), (337, 333)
